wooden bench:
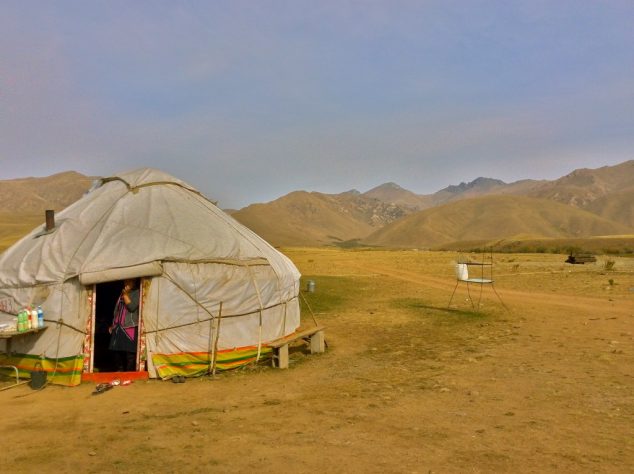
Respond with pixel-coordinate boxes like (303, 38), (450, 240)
(268, 325), (326, 369)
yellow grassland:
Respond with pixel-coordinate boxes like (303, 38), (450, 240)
(0, 212), (45, 252)
(1, 247), (633, 472)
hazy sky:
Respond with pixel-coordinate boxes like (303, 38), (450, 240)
(1, 1), (633, 208)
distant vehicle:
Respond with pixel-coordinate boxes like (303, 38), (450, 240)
(565, 253), (597, 264)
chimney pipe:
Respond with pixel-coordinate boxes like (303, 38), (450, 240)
(45, 210), (55, 231)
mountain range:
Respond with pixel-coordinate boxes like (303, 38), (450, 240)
(0, 161), (633, 249)
(232, 160), (634, 247)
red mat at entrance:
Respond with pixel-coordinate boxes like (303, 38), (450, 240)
(82, 371), (149, 383)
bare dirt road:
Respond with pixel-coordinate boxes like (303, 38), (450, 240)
(2, 249), (633, 473)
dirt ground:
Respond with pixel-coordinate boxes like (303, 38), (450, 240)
(1, 249), (634, 473)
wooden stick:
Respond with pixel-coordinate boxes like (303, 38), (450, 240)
(0, 380), (29, 392)
(207, 303), (217, 375)
(211, 302), (223, 377)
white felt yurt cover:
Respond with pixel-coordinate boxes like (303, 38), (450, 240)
(0, 168), (301, 384)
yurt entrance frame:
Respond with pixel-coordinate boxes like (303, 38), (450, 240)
(86, 279), (146, 374)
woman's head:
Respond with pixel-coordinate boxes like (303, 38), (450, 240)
(124, 279), (137, 290)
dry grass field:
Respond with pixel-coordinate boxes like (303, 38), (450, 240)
(438, 235), (634, 256)
(1, 248), (634, 473)
(0, 212), (45, 251)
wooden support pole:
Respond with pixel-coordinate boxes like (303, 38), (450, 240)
(310, 330), (325, 354)
(275, 345), (289, 369)
(211, 302), (223, 377)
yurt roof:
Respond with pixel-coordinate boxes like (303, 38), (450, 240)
(0, 168), (298, 287)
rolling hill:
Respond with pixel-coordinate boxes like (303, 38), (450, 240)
(0, 171), (94, 213)
(526, 160), (634, 208)
(362, 194), (634, 248)
(584, 188), (634, 228)
(232, 160), (633, 248)
(231, 190), (411, 246)
(362, 182), (432, 209)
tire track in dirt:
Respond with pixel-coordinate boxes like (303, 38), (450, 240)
(350, 263), (634, 317)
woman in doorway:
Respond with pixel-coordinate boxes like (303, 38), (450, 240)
(108, 279), (139, 371)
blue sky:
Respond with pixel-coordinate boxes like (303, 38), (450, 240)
(1, 1), (633, 207)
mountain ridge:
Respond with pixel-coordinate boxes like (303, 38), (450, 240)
(362, 194), (634, 249)
(1, 160), (633, 248)
(230, 159), (633, 246)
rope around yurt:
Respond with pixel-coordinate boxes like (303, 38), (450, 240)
(299, 290), (319, 327)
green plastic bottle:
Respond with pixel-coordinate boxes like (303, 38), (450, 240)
(17, 310), (25, 332)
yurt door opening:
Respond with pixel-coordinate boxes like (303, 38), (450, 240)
(92, 279), (142, 373)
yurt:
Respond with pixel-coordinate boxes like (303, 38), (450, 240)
(0, 168), (301, 385)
